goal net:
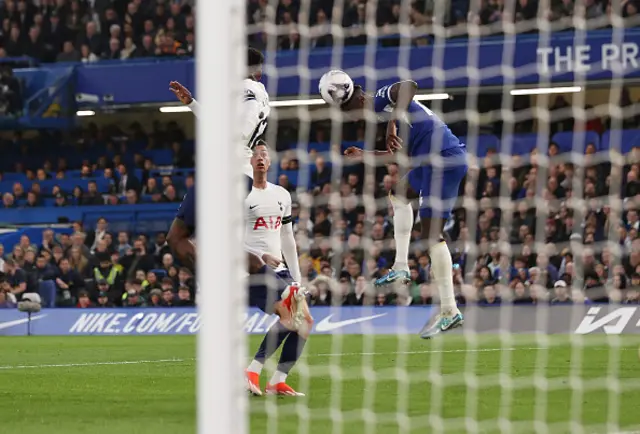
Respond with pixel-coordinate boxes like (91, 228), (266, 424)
(231, 0), (640, 433)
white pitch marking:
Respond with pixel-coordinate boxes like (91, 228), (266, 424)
(0, 358), (196, 371)
(316, 346), (636, 357)
(316, 347), (548, 357)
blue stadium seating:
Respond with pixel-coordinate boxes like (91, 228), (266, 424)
(309, 141), (331, 154)
(280, 170), (299, 187)
(0, 178), (111, 195)
(459, 135), (500, 158)
(551, 131), (600, 153)
(505, 134), (544, 155)
(0, 203), (179, 226)
(601, 129), (640, 153)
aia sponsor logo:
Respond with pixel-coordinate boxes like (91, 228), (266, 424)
(253, 216), (282, 230)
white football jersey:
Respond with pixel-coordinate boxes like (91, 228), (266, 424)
(243, 79), (270, 149)
(244, 182), (291, 260)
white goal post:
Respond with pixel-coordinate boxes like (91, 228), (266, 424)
(197, 0), (247, 432)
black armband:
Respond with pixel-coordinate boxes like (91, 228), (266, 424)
(282, 215), (292, 225)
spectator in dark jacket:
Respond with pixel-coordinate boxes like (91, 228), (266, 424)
(55, 257), (85, 306)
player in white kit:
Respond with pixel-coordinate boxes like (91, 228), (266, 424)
(171, 52), (310, 395)
(244, 141), (312, 397)
(169, 47), (270, 178)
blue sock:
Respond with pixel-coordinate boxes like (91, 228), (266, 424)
(276, 332), (307, 374)
(254, 321), (290, 363)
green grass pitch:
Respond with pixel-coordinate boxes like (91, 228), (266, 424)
(2, 335), (640, 434)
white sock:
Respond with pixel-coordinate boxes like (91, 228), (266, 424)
(270, 370), (288, 385)
(390, 195), (413, 272)
(247, 359), (263, 375)
(429, 241), (457, 313)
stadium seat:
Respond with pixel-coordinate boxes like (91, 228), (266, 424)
(504, 133), (544, 156)
(2, 172), (29, 182)
(150, 269), (168, 278)
(279, 170), (299, 187)
(460, 135), (500, 158)
(135, 210), (176, 233)
(601, 129), (640, 154)
(551, 131), (600, 153)
(142, 150), (173, 166)
(309, 142), (331, 153)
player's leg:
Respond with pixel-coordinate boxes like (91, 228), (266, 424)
(167, 185), (196, 272)
(374, 169), (420, 286)
(266, 268), (312, 396)
(418, 148), (468, 339)
(246, 259), (291, 396)
(246, 260), (309, 396)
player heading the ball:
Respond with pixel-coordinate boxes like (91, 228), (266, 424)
(319, 69), (467, 339)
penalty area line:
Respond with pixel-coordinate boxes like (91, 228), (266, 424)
(0, 358), (196, 371)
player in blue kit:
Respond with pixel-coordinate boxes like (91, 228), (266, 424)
(319, 70), (467, 339)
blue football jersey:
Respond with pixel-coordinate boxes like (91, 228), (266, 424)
(373, 83), (462, 156)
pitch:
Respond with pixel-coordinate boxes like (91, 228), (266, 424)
(2, 335), (640, 434)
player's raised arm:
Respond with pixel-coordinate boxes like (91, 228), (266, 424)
(279, 192), (302, 282)
(387, 80), (418, 112)
(169, 81), (201, 118)
(385, 81), (417, 152)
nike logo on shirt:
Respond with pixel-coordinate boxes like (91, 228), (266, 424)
(249, 205), (258, 210)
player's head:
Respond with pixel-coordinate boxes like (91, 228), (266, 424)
(319, 69), (365, 111)
(251, 140), (271, 174)
(248, 47), (264, 81)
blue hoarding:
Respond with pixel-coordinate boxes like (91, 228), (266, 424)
(0, 307), (434, 336)
(19, 29), (639, 106)
(3, 305), (640, 336)
(264, 29), (640, 95)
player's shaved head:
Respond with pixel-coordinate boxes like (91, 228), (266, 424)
(341, 85), (365, 112)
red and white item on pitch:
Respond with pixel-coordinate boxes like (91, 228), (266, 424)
(281, 282), (306, 329)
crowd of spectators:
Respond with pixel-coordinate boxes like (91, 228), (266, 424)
(0, 121), (194, 208)
(0, 0), (195, 63)
(0, 160), (193, 208)
(3, 102), (640, 309)
(247, 0), (638, 51)
(270, 104), (640, 307)
(0, 220), (196, 309)
(0, 0), (632, 63)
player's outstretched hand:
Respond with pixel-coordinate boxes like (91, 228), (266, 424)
(386, 121), (403, 153)
(344, 146), (364, 158)
(262, 253), (282, 268)
(169, 81), (193, 105)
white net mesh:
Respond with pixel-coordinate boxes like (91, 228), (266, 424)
(244, 0), (640, 433)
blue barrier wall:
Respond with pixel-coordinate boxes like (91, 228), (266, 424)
(0, 306), (433, 336)
(0, 227), (73, 248)
(1, 305), (637, 336)
(0, 203), (178, 226)
(13, 29), (640, 106)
